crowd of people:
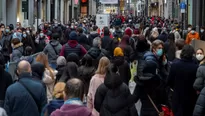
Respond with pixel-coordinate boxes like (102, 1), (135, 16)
(1, 15), (205, 116)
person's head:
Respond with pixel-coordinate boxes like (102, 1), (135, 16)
(56, 56), (67, 67)
(4, 26), (10, 33)
(93, 37), (101, 48)
(81, 54), (93, 67)
(66, 53), (80, 65)
(136, 35), (150, 52)
(114, 47), (124, 57)
(36, 53), (54, 79)
(22, 31), (27, 38)
(151, 40), (164, 57)
(53, 82), (66, 99)
(175, 39), (185, 50)
(11, 38), (21, 46)
(17, 60), (32, 76)
(39, 31), (45, 38)
(167, 33), (175, 42)
(64, 78), (84, 101)
(196, 48), (205, 61)
(96, 57), (110, 75)
(69, 31), (78, 40)
(200, 26), (205, 33)
(180, 45), (195, 60)
(16, 22), (21, 28)
(31, 62), (45, 79)
(1, 24), (5, 32)
(24, 46), (33, 56)
(9, 24), (14, 31)
(125, 27), (132, 37)
(93, 25), (98, 31)
(188, 24), (192, 31)
(77, 27), (83, 34)
(190, 27), (196, 34)
(103, 27), (110, 36)
(52, 33), (60, 40)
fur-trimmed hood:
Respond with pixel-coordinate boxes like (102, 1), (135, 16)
(13, 42), (23, 49)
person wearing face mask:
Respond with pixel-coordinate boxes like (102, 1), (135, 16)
(185, 27), (200, 44)
(22, 31), (36, 54)
(35, 31), (47, 52)
(200, 26), (205, 41)
(0, 26), (13, 62)
(133, 40), (169, 116)
(194, 48), (205, 93)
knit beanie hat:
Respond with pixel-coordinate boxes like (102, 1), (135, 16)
(114, 47), (124, 57)
(53, 82), (66, 99)
(125, 27), (132, 37)
(69, 31), (77, 40)
(56, 56), (66, 66)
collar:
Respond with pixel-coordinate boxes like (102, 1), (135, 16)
(19, 72), (32, 79)
(64, 98), (83, 106)
(13, 42), (23, 49)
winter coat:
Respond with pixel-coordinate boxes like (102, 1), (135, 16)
(0, 33), (12, 54)
(94, 72), (138, 116)
(43, 68), (58, 102)
(193, 63), (205, 91)
(55, 65), (66, 83)
(0, 108), (7, 116)
(87, 47), (110, 67)
(167, 59), (198, 116)
(172, 30), (181, 41)
(201, 31), (205, 41)
(51, 104), (93, 116)
(78, 65), (95, 94)
(0, 67), (13, 107)
(193, 87), (205, 116)
(164, 41), (176, 61)
(134, 51), (169, 116)
(158, 33), (168, 42)
(87, 74), (106, 116)
(35, 36), (47, 53)
(42, 99), (64, 116)
(4, 73), (47, 116)
(22, 36), (36, 54)
(114, 30), (123, 38)
(43, 40), (62, 64)
(77, 33), (90, 50)
(59, 62), (78, 83)
(112, 56), (131, 85)
(88, 32), (100, 46)
(186, 32), (200, 44)
(101, 36), (113, 52)
(11, 42), (24, 62)
(60, 40), (87, 59)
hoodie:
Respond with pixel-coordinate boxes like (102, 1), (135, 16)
(51, 104), (93, 116)
(43, 40), (62, 64)
(88, 32), (99, 46)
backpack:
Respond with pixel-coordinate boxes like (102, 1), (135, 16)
(64, 43), (81, 58)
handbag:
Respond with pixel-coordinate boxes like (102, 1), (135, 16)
(147, 94), (165, 116)
(147, 94), (174, 116)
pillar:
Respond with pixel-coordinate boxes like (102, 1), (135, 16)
(72, 0), (74, 19)
(6, 0), (17, 26)
(1, 0), (6, 24)
(195, 0), (201, 32)
(47, 0), (51, 22)
(54, 0), (58, 20)
(28, 0), (34, 26)
(60, 0), (64, 22)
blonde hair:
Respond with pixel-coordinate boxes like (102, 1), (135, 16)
(95, 57), (110, 75)
(53, 82), (66, 99)
(36, 52), (55, 80)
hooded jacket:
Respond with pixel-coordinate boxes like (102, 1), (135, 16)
(94, 71), (138, 116)
(11, 42), (24, 62)
(88, 32), (100, 46)
(51, 104), (93, 116)
(43, 40), (62, 64)
(77, 33), (90, 50)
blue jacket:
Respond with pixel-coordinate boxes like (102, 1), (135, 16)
(42, 99), (64, 116)
(4, 73), (47, 116)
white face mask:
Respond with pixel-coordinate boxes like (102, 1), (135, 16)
(196, 54), (204, 61)
(201, 29), (204, 33)
(188, 28), (192, 31)
(191, 30), (195, 34)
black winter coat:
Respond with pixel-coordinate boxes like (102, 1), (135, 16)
(112, 56), (131, 85)
(94, 72), (138, 116)
(88, 32), (99, 46)
(193, 87), (205, 116)
(0, 67), (13, 107)
(201, 31), (205, 41)
(77, 33), (90, 50)
(167, 59), (198, 116)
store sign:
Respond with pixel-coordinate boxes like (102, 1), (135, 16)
(100, 0), (118, 4)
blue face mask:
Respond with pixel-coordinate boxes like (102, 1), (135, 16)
(40, 33), (44, 37)
(23, 34), (27, 38)
(17, 32), (22, 37)
(5, 29), (10, 33)
(156, 49), (163, 57)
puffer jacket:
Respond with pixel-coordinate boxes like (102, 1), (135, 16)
(43, 68), (58, 102)
(94, 71), (138, 116)
(186, 32), (200, 44)
(88, 32), (99, 46)
(43, 40), (62, 64)
(193, 63), (205, 91)
(11, 42), (24, 62)
(193, 87), (205, 116)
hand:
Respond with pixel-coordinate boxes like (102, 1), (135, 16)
(163, 55), (166, 61)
